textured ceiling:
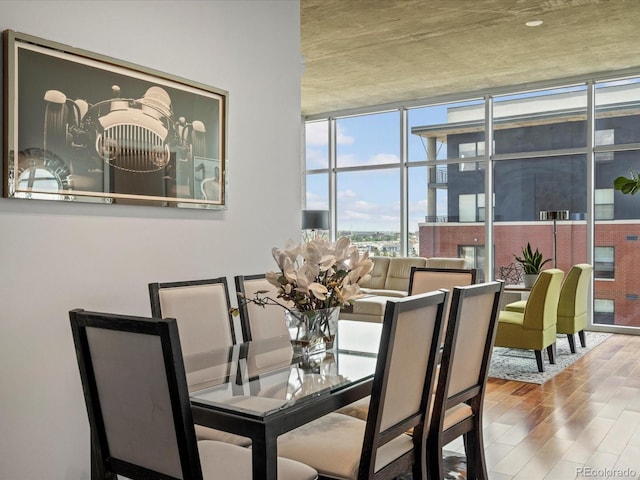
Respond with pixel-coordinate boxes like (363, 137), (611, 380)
(301, 0), (640, 116)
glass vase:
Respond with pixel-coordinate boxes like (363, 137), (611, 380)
(285, 306), (340, 357)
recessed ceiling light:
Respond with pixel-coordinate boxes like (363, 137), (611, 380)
(526, 20), (544, 27)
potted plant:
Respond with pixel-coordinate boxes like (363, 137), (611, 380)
(514, 242), (552, 287)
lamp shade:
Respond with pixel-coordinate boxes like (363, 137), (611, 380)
(539, 210), (569, 221)
(301, 210), (330, 230)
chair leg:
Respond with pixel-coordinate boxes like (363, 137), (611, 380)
(578, 329), (587, 348)
(547, 343), (556, 364)
(566, 334), (576, 353)
(535, 350), (545, 372)
(464, 432), (477, 480)
(426, 440), (445, 480)
(463, 420), (488, 480)
(92, 431), (117, 480)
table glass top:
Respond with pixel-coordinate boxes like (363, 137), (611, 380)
(189, 320), (381, 417)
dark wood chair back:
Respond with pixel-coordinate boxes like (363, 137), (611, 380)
(427, 281), (503, 480)
(149, 277), (236, 354)
(69, 309), (203, 480)
(408, 267), (477, 296)
(359, 290), (448, 479)
(408, 267), (477, 348)
(234, 274), (290, 342)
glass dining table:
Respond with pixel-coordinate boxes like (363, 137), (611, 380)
(188, 320), (382, 480)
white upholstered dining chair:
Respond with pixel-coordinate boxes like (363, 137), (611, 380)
(148, 277), (250, 446)
(337, 281), (503, 479)
(277, 290), (448, 480)
(426, 281), (503, 480)
(234, 273), (290, 342)
(408, 267), (477, 296)
(69, 309), (318, 480)
(149, 277), (236, 352)
(408, 266), (477, 348)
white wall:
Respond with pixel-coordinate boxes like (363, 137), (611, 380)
(0, 2), (302, 478)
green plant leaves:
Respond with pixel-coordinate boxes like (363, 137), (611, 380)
(513, 242), (551, 274)
(613, 173), (640, 195)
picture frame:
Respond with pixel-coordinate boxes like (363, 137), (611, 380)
(3, 30), (228, 209)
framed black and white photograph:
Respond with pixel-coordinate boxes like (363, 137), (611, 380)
(3, 30), (227, 209)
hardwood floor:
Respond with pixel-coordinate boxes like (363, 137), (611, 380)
(448, 333), (640, 479)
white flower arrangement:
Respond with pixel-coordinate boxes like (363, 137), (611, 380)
(265, 236), (374, 312)
(232, 236), (374, 317)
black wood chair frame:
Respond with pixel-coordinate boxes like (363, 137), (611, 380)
(149, 276), (236, 344)
(69, 309), (203, 480)
(407, 267), (478, 295)
(426, 281), (503, 480)
(354, 291), (448, 479)
(234, 273), (268, 342)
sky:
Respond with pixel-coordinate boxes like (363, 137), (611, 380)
(304, 104), (471, 232)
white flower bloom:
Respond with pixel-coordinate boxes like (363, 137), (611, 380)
(338, 282), (363, 303)
(333, 236), (350, 259)
(259, 236), (374, 311)
(265, 271), (281, 288)
(318, 254), (336, 272)
(308, 282), (328, 300)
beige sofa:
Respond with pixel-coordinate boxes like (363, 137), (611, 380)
(341, 256), (466, 323)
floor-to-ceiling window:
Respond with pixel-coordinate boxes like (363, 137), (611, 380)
(305, 112), (403, 254)
(408, 99), (485, 271)
(304, 72), (640, 331)
(490, 86), (589, 283)
(335, 112), (401, 254)
(593, 78), (640, 327)
(304, 120), (330, 210)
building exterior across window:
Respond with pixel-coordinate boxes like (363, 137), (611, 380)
(304, 77), (640, 329)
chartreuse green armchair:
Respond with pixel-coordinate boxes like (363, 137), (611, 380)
(495, 269), (564, 372)
(558, 264), (593, 352)
(504, 264), (593, 353)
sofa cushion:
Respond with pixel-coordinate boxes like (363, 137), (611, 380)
(359, 289), (407, 298)
(359, 256), (390, 290)
(340, 296), (397, 323)
(384, 257), (427, 292)
(344, 256), (428, 323)
(425, 257), (466, 269)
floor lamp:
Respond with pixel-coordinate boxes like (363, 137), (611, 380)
(539, 210), (569, 268)
(301, 210), (329, 240)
